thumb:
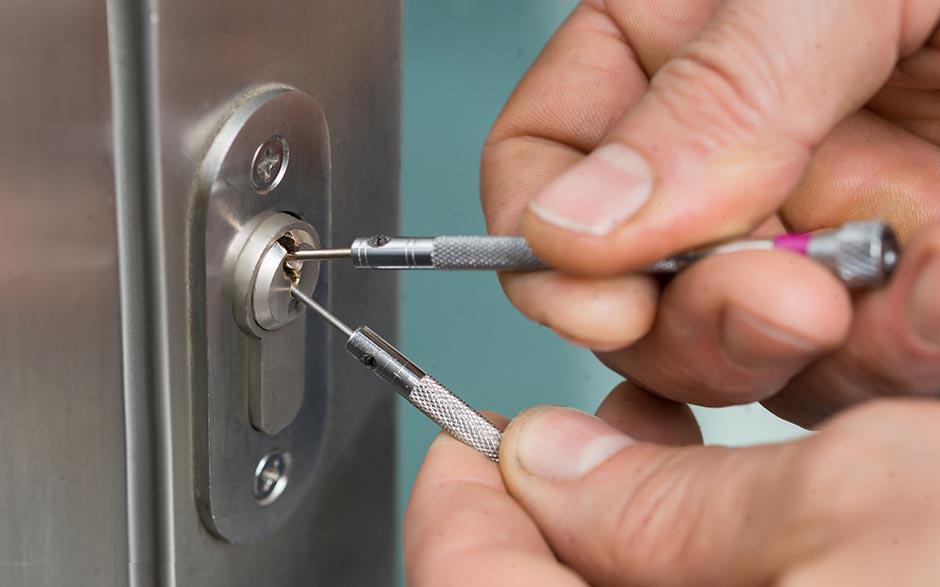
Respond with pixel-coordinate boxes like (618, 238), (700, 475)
(499, 407), (809, 587)
(523, 0), (940, 273)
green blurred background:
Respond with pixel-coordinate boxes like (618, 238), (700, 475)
(398, 0), (806, 580)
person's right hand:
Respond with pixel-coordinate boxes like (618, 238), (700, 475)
(482, 0), (940, 427)
(406, 387), (940, 586)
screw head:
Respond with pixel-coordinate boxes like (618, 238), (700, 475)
(368, 234), (391, 247)
(252, 451), (291, 505)
(250, 135), (289, 195)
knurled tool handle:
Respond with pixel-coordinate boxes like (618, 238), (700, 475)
(349, 221), (898, 287)
(409, 376), (502, 462)
(345, 326), (502, 462)
(350, 235), (545, 271)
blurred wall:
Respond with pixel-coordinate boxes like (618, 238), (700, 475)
(399, 0), (806, 577)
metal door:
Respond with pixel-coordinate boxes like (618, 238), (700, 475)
(0, 0), (400, 584)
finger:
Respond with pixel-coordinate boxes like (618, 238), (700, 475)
(498, 401), (940, 587)
(481, 2), (649, 235)
(499, 406), (797, 587)
(480, 3), (666, 349)
(782, 109), (940, 243)
(482, 0), (722, 232)
(482, 1), (724, 350)
(885, 25), (940, 90)
(778, 532), (940, 587)
(766, 222), (940, 427)
(594, 380), (703, 445)
(522, 0), (940, 274)
(483, 0), (723, 235)
(868, 86), (940, 145)
(498, 271), (658, 350)
(599, 0), (717, 75)
(404, 381), (704, 587)
(404, 429), (587, 587)
(597, 249), (852, 407)
(755, 109), (940, 425)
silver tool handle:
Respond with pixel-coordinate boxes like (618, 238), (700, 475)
(351, 222), (899, 286)
(805, 221), (899, 287)
(350, 235), (545, 271)
(345, 326), (502, 461)
(409, 376), (502, 461)
(431, 236), (544, 270)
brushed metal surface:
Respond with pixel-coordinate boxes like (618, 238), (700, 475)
(192, 91), (331, 542)
(0, 0), (399, 585)
(147, 0), (401, 584)
(0, 1), (128, 586)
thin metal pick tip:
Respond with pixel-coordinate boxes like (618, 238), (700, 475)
(286, 248), (352, 262)
(288, 285), (354, 337)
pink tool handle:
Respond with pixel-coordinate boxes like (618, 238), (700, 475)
(773, 233), (812, 255)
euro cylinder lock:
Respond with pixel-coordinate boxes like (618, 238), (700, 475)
(191, 86), (331, 544)
(233, 213), (321, 335)
(232, 212), (321, 436)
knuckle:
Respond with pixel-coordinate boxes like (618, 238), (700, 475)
(606, 449), (724, 580)
(648, 3), (814, 153)
(837, 326), (940, 399)
(653, 50), (768, 149)
(605, 340), (787, 407)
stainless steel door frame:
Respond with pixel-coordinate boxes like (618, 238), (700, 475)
(0, 0), (400, 584)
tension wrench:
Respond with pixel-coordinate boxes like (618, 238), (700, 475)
(289, 286), (502, 462)
(288, 221), (899, 288)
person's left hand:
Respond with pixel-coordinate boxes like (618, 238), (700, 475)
(404, 385), (940, 586)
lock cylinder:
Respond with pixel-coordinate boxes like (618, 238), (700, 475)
(232, 212), (321, 335)
(250, 226), (317, 331)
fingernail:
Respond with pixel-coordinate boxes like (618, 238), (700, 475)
(516, 407), (632, 481)
(528, 144), (653, 236)
(555, 329), (627, 353)
(722, 305), (823, 366)
(910, 257), (940, 346)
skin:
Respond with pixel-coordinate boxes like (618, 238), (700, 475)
(481, 0), (940, 422)
(405, 389), (940, 586)
(407, 0), (940, 584)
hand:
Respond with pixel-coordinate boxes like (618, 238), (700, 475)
(405, 387), (940, 586)
(482, 0), (940, 426)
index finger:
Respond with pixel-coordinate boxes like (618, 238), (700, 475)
(404, 431), (587, 587)
(480, 1), (716, 349)
(482, 0), (716, 234)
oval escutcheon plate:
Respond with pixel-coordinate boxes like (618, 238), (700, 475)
(188, 85), (332, 544)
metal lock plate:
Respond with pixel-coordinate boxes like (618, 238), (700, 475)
(189, 86), (331, 543)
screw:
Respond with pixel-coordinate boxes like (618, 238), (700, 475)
(368, 234), (391, 247)
(250, 135), (289, 195)
(252, 451), (291, 505)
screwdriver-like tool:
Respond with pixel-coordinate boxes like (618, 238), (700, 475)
(288, 221), (899, 288)
(290, 285), (502, 461)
